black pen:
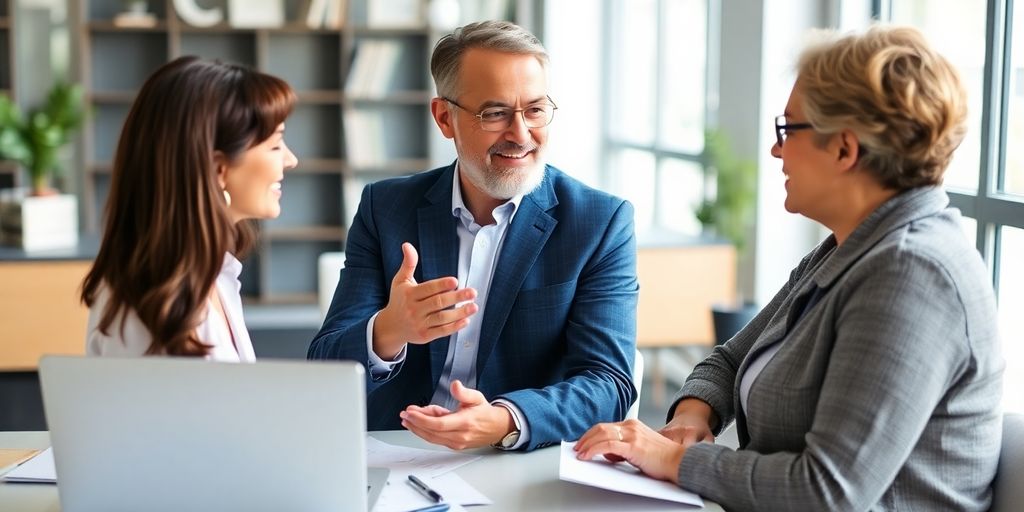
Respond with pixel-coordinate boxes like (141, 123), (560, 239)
(407, 474), (444, 503)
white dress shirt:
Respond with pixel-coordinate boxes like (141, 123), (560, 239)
(364, 163), (531, 448)
(86, 253), (256, 362)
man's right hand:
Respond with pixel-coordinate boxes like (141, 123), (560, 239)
(658, 398), (717, 447)
(372, 242), (478, 359)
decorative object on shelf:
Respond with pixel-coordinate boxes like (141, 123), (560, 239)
(228, 0), (285, 29)
(427, 0), (460, 30)
(0, 82), (84, 251)
(0, 188), (78, 251)
(694, 128), (759, 344)
(0, 82), (85, 197)
(172, 0), (223, 27)
(113, 0), (157, 28)
(367, 0), (424, 28)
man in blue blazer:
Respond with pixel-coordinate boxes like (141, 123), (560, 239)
(308, 21), (638, 452)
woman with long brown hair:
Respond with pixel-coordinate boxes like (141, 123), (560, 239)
(81, 56), (297, 361)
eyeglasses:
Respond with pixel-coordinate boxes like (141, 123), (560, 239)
(774, 115), (814, 146)
(442, 97), (558, 132)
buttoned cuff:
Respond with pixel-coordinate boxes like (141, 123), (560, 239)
(365, 311), (407, 381)
(491, 398), (529, 450)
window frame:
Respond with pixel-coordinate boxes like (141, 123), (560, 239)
(599, 0), (717, 231)
(876, 0), (1024, 297)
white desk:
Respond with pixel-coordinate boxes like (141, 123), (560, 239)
(0, 431), (724, 511)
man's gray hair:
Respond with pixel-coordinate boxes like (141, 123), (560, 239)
(430, 20), (549, 99)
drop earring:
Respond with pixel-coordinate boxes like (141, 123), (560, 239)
(223, 189), (232, 207)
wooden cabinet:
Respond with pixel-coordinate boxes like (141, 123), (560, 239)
(0, 260), (91, 370)
(636, 243), (736, 347)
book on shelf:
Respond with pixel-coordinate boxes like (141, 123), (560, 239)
(343, 174), (367, 228)
(227, 0), (285, 28)
(367, 0), (425, 28)
(459, 0), (510, 23)
(343, 109), (386, 167)
(345, 40), (402, 97)
(306, 0), (347, 29)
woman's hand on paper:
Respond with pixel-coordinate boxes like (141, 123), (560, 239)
(574, 419), (687, 484)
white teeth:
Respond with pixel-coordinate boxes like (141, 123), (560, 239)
(271, 183), (282, 190)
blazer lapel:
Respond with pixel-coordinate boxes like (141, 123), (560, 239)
(418, 164), (459, 387)
(475, 174), (558, 373)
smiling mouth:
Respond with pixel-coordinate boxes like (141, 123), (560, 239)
(494, 150), (531, 159)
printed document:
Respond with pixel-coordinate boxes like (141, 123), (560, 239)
(559, 441), (704, 507)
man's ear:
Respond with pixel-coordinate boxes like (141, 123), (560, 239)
(430, 98), (456, 139)
(213, 150), (229, 189)
(835, 130), (862, 172)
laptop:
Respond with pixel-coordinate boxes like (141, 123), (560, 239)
(39, 356), (388, 512)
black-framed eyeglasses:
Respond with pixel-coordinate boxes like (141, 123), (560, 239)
(442, 97), (558, 132)
(774, 115), (814, 146)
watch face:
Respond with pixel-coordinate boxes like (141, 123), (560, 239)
(500, 431), (520, 448)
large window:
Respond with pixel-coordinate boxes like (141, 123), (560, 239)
(603, 0), (712, 236)
(880, 0), (1024, 413)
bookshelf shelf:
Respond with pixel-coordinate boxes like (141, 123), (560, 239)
(73, 0), (521, 306)
(346, 90), (433, 105)
(87, 21), (169, 32)
(351, 26), (431, 36)
(89, 91), (136, 103)
(266, 226), (347, 241)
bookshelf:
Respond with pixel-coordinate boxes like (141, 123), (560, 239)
(73, 0), (521, 305)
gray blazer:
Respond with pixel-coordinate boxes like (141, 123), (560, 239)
(673, 187), (1003, 511)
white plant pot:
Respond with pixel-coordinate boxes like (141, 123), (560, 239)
(0, 189), (79, 251)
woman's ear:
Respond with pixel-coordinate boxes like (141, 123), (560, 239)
(213, 150), (229, 189)
(835, 130), (862, 172)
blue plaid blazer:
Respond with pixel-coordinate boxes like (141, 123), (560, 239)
(308, 163), (638, 450)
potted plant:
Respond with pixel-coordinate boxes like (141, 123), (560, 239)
(695, 128), (759, 345)
(0, 82), (85, 251)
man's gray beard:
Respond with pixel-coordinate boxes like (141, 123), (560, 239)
(465, 161), (545, 200)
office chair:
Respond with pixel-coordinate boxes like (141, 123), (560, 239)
(991, 412), (1024, 512)
(626, 349), (644, 420)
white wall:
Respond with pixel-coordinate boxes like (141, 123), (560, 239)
(540, 0), (602, 187)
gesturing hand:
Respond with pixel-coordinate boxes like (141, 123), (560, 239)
(400, 380), (515, 450)
(373, 243), (478, 359)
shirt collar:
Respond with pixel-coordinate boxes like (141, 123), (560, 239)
(221, 252), (243, 280)
(450, 161), (523, 228)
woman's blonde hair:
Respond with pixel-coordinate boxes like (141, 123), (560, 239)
(797, 25), (967, 189)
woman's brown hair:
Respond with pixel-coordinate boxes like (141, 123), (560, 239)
(81, 56), (296, 356)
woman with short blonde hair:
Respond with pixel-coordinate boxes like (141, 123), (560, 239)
(576, 25), (1002, 511)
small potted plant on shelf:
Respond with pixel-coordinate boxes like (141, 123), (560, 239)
(0, 82), (85, 251)
(695, 128), (759, 345)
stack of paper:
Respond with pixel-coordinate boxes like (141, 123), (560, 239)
(2, 440), (493, 512)
(367, 437), (492, 512)
(2, 447), (55, 483)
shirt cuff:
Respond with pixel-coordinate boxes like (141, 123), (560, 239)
(365, 311), (407, 380)
(491, 398), (529, 450)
